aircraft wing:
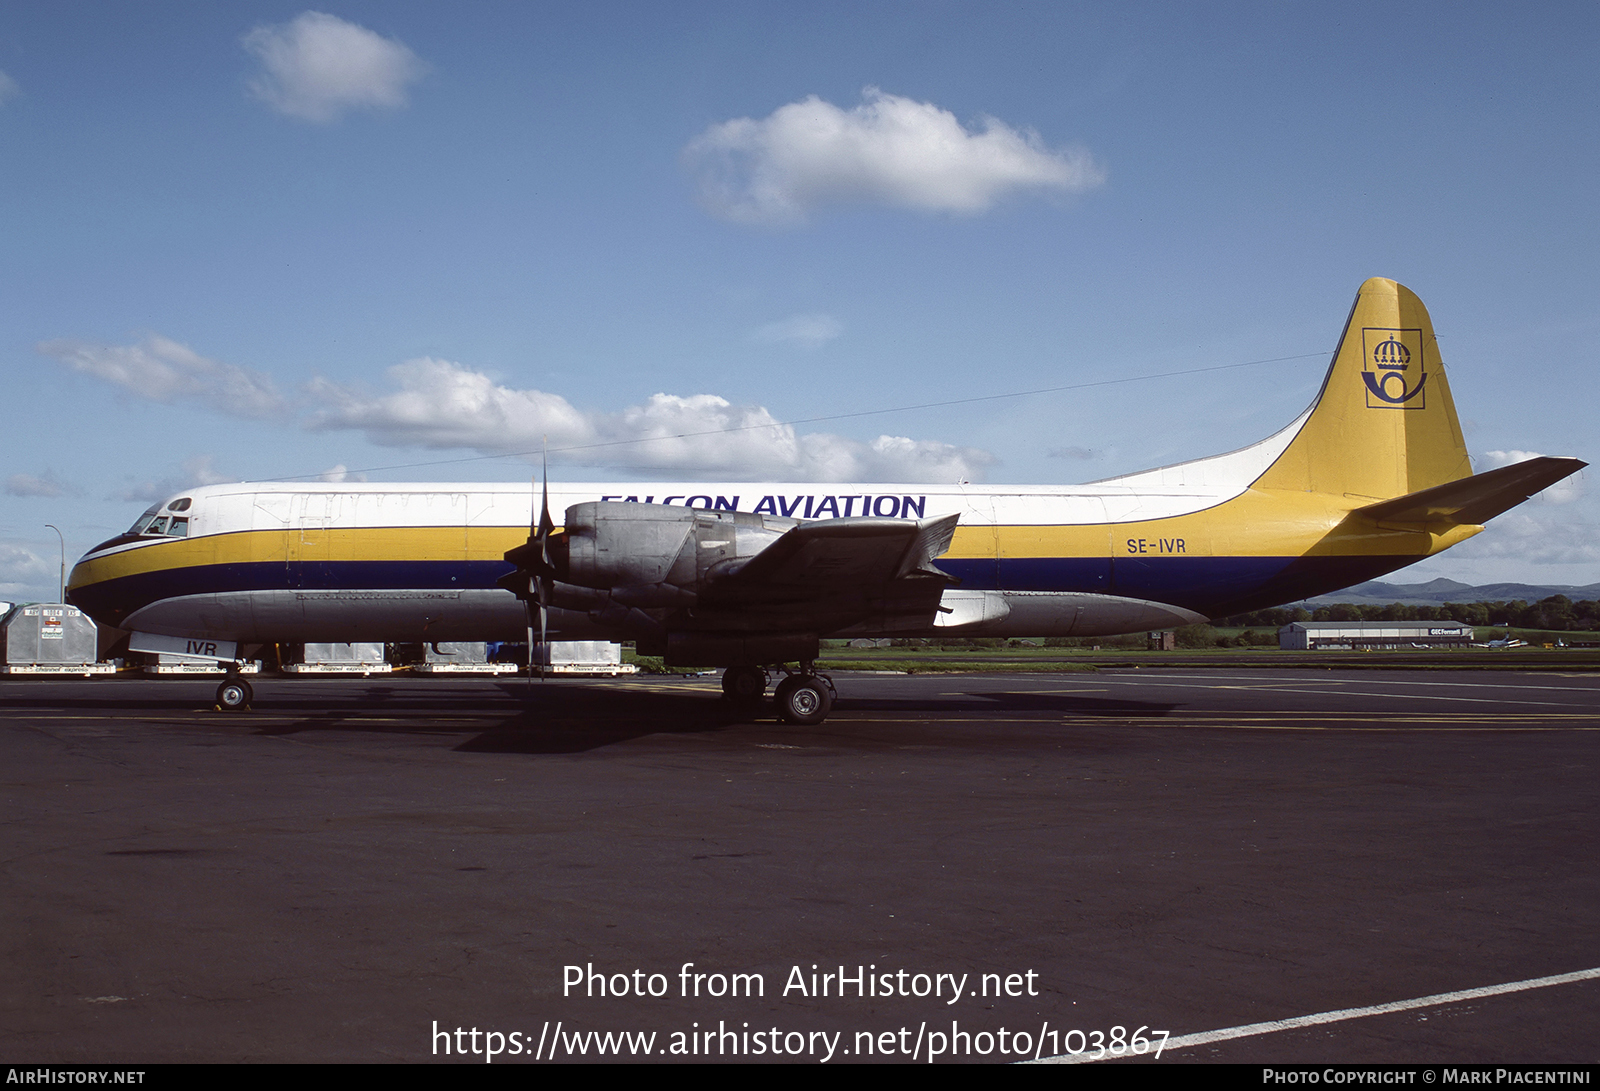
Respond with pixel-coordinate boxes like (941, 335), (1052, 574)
(1356, 456), (1587, 527)
(696, 514), (960, 630)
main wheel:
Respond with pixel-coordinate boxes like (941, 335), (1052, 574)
(774, 676), (831, 725)
(721, 665), (767, 702)
(216, 678), (252, 710)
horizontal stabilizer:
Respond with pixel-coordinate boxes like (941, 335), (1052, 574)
(1355, 456), (1586, 527)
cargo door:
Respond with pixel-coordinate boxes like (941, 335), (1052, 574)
(951, 489), (998, 589)
(288, 493), (333, 589)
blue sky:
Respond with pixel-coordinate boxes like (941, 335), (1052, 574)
(2, 2), (1595, 602)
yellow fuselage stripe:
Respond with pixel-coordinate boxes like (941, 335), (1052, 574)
(68, 487), (1478, 592)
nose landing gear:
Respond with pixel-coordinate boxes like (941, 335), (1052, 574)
(215, 664), (253, 711)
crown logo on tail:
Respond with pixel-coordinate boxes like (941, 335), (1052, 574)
(1372, 336), (1411, 370)
(1361, 328), (1427, 408)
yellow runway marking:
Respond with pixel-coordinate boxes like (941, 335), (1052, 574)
(830, 713), (1598, 732)
(1071, 677), (1584, 707)
(1118, 672), (1600, 694)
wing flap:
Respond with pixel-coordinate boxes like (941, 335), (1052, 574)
(895, 513), (960, 579)
(716, 515), (957, 592)
(696, 515), (960, 633)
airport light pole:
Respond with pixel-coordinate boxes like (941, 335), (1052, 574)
(44, 525), (64, 604)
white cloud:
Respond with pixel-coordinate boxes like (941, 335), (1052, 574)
(753, 313), (843, 347)
(1482, 450), (1543, 468)
(243, 11), (426, 123)
(41, 330), (994, 484)
(591, 393), (994, 482)
(315, 464), (368, 483)
(111, 481), (169, 505)
(111, 455), (235, 504)
(309, 358), (994, 483)
(0, 70), (18, 106)
(1482, 449), (1585, 504)
(183, 454), (235, 487)
(0, 542), (56, 601)
(38, 335), (287, 419)
(684, 87), (1104, 225)
(307, 357), (597, 452)
(1449, 510), (1600, 567)
(5, 470), (75, 498)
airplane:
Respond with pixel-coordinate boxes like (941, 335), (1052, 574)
(66, 278), (1585, 723)
(1472, 635), (1530, 649)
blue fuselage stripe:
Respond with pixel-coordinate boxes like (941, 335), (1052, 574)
(72, 554), (1417, 627)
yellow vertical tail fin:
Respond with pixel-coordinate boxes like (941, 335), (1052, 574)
(1255, 278), (1472, 501)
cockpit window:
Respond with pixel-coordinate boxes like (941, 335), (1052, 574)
(126, 500), (194, 538)
(127, 505), (162, 535)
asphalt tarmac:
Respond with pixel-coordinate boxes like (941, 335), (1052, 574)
(2, 668), (1595, 1064)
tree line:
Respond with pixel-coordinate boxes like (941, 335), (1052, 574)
(1216, 595), (1600, 632)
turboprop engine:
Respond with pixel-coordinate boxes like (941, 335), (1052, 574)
(500, 498), (958, 668)
(509, 503), (795, 634)
(557, 502), (796, 594)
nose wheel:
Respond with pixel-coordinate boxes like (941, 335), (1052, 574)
(216, 667), (252, 711)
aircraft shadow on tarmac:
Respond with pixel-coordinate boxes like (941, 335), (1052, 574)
(447, 685), (1184, 755)
(2, 677), (1179, 754)
(855, 691), (1181, 717)
(457, 684), (749, 753)
(0, 679), (738, 751)
(230, 681), (750, 753)
(207, 680), (1185, 754)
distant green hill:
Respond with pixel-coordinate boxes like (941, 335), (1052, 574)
(1304, 578), (1600, 607)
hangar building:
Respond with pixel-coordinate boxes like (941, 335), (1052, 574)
(1278, 620), (1474, 651)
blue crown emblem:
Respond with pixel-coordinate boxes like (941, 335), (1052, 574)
(1372, 337), (1410, 370)
(1361, 328), (1427, 409)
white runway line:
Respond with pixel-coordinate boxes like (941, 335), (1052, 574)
(1065, 676), (1578, 708)
(1036, 966), (1600, 1064)
(1124, 672), (1600, 694)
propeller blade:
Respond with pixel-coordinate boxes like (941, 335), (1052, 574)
(536, 552), (551, 680)
(538, 597), (548, 681)
(538, 443), (554, 555)
(536, 445), (553, 681)
(505, 445), (557, 690)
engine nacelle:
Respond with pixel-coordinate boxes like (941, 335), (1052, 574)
(557, 502), (795, 593)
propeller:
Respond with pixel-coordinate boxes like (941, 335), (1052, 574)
(498, 444), (558, 685)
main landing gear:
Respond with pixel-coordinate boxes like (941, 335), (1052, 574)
(773, 673), (833, 725)
(216, 664), (253, 711)
(721, 664), (768, 704)
(722, 663), (835, 725)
